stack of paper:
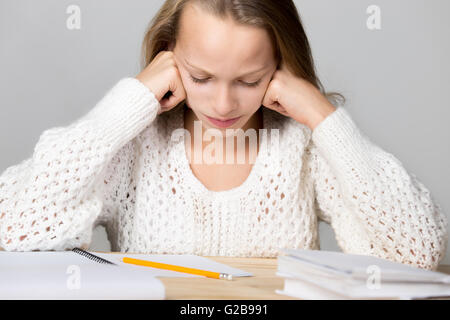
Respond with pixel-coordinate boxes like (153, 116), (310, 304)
(275, 248), (450, 300)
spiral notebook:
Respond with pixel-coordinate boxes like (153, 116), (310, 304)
(0, 249), (252, 300)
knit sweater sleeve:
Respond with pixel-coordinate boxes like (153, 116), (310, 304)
(305, 106), (448, 271)
(0, 78), (160, 251)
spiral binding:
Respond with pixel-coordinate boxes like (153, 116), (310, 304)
(72, 248), (117, 265)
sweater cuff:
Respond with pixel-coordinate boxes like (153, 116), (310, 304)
(87, 78), (161, 152)
(311, 106), (375, 175)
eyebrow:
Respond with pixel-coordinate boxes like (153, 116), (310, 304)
(184, 58), (268, 78)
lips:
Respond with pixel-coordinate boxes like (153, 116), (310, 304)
(205, 115), (241, 128)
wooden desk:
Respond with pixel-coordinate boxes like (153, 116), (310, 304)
(156, 257), (450, 300)
(160, 257), (295, 300)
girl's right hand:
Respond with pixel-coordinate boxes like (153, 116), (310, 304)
(135, 51), (187, 115)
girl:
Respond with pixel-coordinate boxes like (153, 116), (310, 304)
(0, 0), (447, 271)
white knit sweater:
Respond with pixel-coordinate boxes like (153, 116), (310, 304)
(0, 78), (447, 270)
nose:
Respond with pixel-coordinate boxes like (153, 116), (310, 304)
(213, 84), (238, 118)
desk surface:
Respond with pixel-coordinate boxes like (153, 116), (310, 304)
(160, 257), (295, 300)
(156, 256), (450, 300)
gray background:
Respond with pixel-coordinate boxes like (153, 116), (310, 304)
(1, 0), (449, 264)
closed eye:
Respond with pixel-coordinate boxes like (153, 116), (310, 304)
(189, 75), (261, 87)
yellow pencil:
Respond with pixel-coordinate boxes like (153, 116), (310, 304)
(122, 257), (233, 280)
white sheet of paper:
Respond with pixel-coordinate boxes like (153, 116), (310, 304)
(0, 251), (253, 299)
(280, 248), (450, 283)
(0, 251), (165, 299)
(276, 248), (450, 299)
(93, 252), (253, 277)
(276, 271), (450, 299)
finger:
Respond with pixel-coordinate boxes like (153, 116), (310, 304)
(261, 86), (274, 108)
(162, 78), (186, 110)
(262, 95), (289, 116)
(171, 76), (187, 106)
(265, 101), (282, 113)
(262, 89), (279, 111)
(159, 96), (171, 111)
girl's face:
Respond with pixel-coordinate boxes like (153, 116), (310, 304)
(171, 4), (278, 132)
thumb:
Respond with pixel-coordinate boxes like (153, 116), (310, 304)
(262, 91), (289, 116)
(262, 85), (279, 111)
(159, 92), (178, 110)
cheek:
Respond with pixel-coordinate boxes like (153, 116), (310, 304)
(180, 76), (209, 100)
(237, 87), (266, 109)
(181, 85), (209, 114)
(182, 85), (207, 111)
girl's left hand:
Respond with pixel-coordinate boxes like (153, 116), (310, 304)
(262, 62), (337, 131)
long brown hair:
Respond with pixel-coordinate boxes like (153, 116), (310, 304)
(140, 0), (345, 108)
